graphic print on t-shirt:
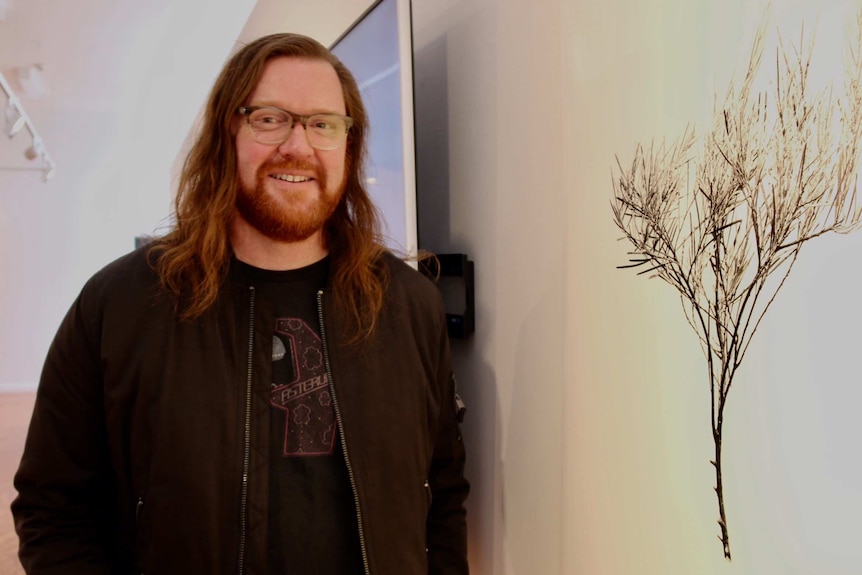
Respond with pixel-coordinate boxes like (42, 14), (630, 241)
(271, 317), (337, 457)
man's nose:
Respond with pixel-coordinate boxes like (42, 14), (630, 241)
(276, 122), (314, 157)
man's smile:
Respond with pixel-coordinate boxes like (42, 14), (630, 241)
(270, 173), (313, 183)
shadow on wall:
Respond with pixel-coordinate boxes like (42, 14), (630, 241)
(414, 23), (504, 575)
(414, 34), (450, 254)
(450, 337), (498, 575)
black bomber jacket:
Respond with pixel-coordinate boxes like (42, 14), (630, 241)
(12, 248), (469, 575)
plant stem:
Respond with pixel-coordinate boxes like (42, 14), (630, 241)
(713, 419), (732, 560)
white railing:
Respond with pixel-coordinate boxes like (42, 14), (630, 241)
(0, 70), (55, 181)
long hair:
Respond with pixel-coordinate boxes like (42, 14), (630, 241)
(148, 33), (387, 341)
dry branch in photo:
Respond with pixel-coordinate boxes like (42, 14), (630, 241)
(611, 12), (862, 561)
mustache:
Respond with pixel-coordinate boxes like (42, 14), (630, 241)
(260, 158), (320, 179)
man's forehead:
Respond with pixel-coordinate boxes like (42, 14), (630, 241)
(249, 56), (345, 113)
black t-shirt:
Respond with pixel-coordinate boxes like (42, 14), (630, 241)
(236, 257), (364, 575)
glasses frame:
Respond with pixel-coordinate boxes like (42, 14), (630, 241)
(238, 105), (354, 151)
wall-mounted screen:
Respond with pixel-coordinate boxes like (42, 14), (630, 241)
(331, 0), (417, 258)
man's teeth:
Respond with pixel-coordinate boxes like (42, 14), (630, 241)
(273, 174), (311, 183)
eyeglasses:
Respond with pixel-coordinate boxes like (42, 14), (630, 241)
(238, 106), (353, 150)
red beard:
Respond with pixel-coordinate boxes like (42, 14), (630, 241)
(235, 158), (344, 243)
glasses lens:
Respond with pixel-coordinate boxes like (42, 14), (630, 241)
(247, 108), (292, 144)
(305, 114), (348, 150)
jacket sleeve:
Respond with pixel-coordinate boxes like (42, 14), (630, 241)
(426, 318), (470, 574)
(11, 286), (117, 575)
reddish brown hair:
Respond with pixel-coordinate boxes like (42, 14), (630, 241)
(148, 33), (387, 341)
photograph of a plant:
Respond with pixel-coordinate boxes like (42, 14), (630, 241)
(611, 11), (862, 561)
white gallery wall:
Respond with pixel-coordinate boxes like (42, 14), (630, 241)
(0, 0), (260, 389)
(562, 1), (862, 573)
(2, 0), (862, 574)
(416, 0), (862, 573)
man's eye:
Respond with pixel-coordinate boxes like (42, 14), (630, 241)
(258, 115), (284, 124)
(310, 118), (338, 131)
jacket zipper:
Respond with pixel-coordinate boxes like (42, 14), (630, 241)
(135, 496), (144, 573)
(317, 290), (371, 575)
(238, 286), (255, 575)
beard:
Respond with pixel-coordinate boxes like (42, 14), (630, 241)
(235, 158), (345, 243)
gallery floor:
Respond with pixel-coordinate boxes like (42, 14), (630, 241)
(0, 392), (35, 575)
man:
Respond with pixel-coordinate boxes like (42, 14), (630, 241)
(11, 33), (469, 575)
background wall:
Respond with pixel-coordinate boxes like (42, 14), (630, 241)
(563, 1), (862, 573)
(0, 0), (258, 389)
(417, 0), (862, 573)
(3, 0), (862, 574)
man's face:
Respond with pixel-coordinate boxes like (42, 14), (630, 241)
(234, 56), (348, 244)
